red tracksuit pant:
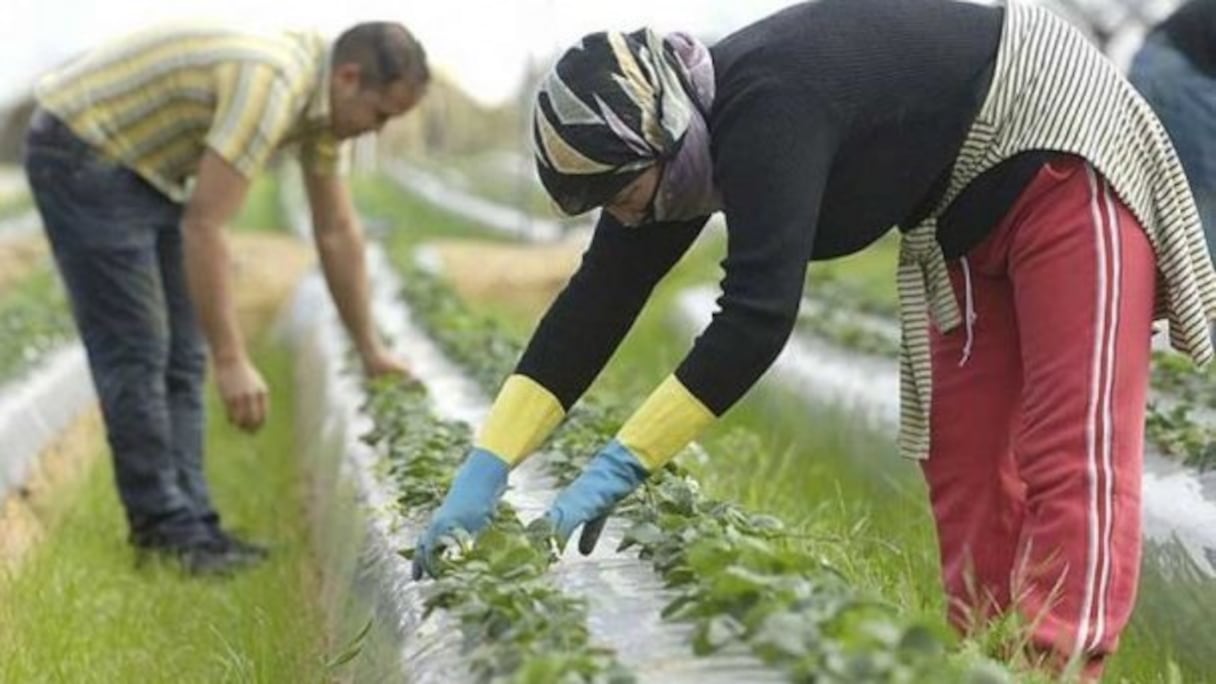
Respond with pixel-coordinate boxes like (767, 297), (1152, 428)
(922, 155), (1156, 679)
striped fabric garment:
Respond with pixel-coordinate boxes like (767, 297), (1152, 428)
(35, 24), (344, 202)
(896, 0), (1216, 460)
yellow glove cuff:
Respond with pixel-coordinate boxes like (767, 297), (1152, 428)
(475, 374), (565, 466)
(617, 375), (716, 471)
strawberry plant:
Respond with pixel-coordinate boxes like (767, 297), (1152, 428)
(1152, 350), (1216, 410)
(1146, 352), (1216, 471)
(1145, 401), (1216, 471)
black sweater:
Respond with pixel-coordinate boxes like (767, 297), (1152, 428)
(517, 0), (1041, 418)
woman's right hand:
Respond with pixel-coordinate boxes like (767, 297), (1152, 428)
(411, 449), (511, 580)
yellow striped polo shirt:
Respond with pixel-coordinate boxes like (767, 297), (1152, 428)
(35, 24), (345, 202)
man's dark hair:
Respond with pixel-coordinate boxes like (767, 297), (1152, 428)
(333, 22), (429, 90)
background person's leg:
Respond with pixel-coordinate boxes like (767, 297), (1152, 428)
(1129, 36), (1216, 258)
(157, 219), (218, 530)
(156, 220), (268, 562)
(22, 114), (210, 551)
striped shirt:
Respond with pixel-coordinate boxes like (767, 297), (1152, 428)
(897, 0), (1216, 460)
(35, 24), (345, 202)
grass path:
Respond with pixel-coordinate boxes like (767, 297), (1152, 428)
(0, 339), (330, 683)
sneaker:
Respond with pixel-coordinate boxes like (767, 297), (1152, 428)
(179, 543), (250, 576)
(134, 537), (250, 577)
(208, 527), (271, 565)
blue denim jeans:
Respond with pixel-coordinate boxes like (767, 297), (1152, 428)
(23, 110), (216, 545)
(1130, 35), (1216, 258)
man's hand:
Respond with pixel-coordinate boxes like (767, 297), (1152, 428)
(215, 357), (269, 432)
(360, 344), (412, 380)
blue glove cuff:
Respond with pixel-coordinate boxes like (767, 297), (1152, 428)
(594, 440), (650, 488)
(449, 448), (511, 501)
(547, 440), (649, 543)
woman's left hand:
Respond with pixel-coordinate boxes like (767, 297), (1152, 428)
(541, 440), (651, 555)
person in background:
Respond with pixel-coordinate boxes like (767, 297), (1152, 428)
(411, 0), (1216, 679)
(1130, 0), (1216, 255)
(23, 21), (429, 575)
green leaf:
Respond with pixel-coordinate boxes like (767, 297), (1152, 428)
(897, 624), (943, 658)
(962, 659), (1015, 684)
(693, 614), (746, 655)
(618, 521), (664, 551)
(324, 617), (374, 670)
(752, 611), (816, 659)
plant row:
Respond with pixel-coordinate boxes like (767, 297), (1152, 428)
(361, 377), (632, 683)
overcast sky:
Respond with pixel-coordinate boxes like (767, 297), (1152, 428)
(1, 0), (803, 107)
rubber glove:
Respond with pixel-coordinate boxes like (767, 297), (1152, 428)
(543, 440), (649, 555)
(411, 448), (510, 579)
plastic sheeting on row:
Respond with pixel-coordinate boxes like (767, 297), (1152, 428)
(0, 344), (94, 502)
(677, 285), (1216, 577)
(284, 271), (463, 682)
(382, 160), (567, 243)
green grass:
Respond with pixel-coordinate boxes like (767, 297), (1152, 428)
(361, 176), (1211, 683)
(0, 340), (330, 684)
(0, 191), (33, 222)
(0, 171), (340, 682)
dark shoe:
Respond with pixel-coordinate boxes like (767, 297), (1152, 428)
(134, 538), (250, 577)
(179, 543), (250, 576)
(208, 527), (271, 565)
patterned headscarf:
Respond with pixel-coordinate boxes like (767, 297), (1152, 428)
(532, 28), (717, 218)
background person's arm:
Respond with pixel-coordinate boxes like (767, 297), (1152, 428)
(303, 169), (409, 378)
(182, 150), (266, 432)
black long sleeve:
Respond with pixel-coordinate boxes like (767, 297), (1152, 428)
(676, 84), (838, 414)
(515, 215), (707, 409)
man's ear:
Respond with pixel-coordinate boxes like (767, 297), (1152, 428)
(333, 62), (364, 92)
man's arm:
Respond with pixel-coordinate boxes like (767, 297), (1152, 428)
(303, 170), (407, 378)
(183, 149), (268, 432)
